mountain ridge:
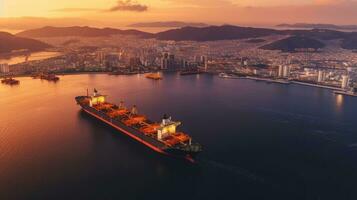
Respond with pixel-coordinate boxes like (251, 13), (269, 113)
(128, 21), (208, 28)
(16, 26), (154, 38)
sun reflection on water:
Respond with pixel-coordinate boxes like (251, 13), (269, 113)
(335, 94), (344, 112)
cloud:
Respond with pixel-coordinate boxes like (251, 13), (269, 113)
(313, 0), (350, 5)
(108, 0), (148, 12)
(162, 0), (235, 7)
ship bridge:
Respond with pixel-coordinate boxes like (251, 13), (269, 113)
(156, 115), (181, 140)
(89, 89), (107, 107)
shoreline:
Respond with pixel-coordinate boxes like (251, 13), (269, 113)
(1, 73), (346, 93)
(0, 72), (111, 78)
(291, 81), (343, 91)
(221, 74), (346, 92)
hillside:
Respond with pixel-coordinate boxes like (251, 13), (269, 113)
(260, 36), (325, 52)
(16, 26), (154, 38)
(341, 35), (357, 50)
(0, 32), (51, 54)
(277, 23), (357, 30)
(14, 25), (357, 50)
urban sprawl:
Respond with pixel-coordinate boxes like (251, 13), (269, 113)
(1, 35), (357, 91)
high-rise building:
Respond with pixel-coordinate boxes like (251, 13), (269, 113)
(96, 51), (106, 65)
(0, 63), (9, 74)
(129, 57), (141, 71)
(283, 65), (290, 77)
(161, 58), (168, 70)
(161, 52), (169, 70)
(200, 55), (206, 65)
(277, 65), (290, 78)
(317, 70), (325, 82)
(278, 65), (284, 77)
(341, 75), (349, 89)
(161, 53), (176, 70)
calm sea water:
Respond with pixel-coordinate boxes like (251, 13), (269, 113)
(1, 73), (357, 200)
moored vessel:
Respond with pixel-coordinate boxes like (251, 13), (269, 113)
(333, 88), (357, 97)
(41, 74), (60, 81)
(180, 70), (202, 76)
(1, 77), (20, 85)
(76, 89), (202, 161)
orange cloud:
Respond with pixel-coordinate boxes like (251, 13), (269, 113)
(108, 0), (148, 12)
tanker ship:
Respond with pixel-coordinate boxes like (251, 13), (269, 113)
(76, 89), (202, 161)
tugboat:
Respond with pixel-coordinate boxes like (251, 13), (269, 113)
(1, 77), (20, 85)
(76, 89), (202, 161)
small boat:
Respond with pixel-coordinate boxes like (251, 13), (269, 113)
(218, 73), (244, 79)
(145, 73), (162, 80)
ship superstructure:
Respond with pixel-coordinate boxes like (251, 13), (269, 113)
(76, 89), (202, 161)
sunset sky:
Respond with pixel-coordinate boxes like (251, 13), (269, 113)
(1, 0), (357, 30)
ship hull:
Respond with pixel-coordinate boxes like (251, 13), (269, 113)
(76, 99), (200, 161)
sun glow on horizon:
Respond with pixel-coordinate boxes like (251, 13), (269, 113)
(1, 0), (357, 28)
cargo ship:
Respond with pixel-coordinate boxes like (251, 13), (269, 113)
(76, 89), (202, 161)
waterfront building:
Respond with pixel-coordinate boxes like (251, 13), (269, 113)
(160, 52), (173, 70)
(96, 51), (106, 65)
(0, 63), (10, 74)
(317, 70), (326, 82)
(161, 53), (176, 71)
(278, 65), (290, 78)
(341, 75), (349, 89)
(283, 65), (290, 78)
(129, 57), (141, 71)
(200, 56), (207, 66)
(161, 58), (168, 70)
(278, 65), (284, 77)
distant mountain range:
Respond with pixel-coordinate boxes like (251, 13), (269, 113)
(4, 25), (357, 53)
(277, 23), (357, 30)
(128, 21), (208, 28)
(16, 26), (153, 38)
(155, 25), (279, 41)
(0, 32), (51, 54)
